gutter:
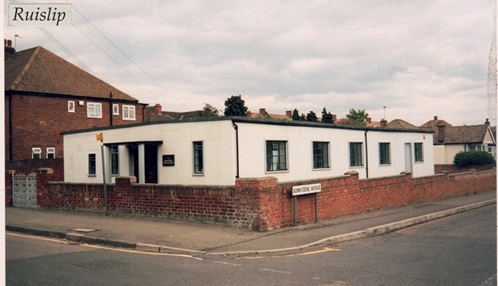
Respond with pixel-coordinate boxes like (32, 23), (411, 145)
(232, 120), (240, 179)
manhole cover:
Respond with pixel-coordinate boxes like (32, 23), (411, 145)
(75, 259), (127, 270)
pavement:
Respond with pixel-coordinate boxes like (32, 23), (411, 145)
(6, 190), (496, 257)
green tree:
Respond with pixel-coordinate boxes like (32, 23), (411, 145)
(201, 103), (219, 117)
(306, 111), (318, 122)
(292, 109), (304, 121)
(224, 95), (248, 117)
(321, 107), (334, 123)
(345, 109), (369, 126)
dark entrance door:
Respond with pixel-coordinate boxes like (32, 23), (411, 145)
(144, 144), (158, 183)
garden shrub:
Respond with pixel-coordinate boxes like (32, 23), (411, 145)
(453, 151), (496, 167)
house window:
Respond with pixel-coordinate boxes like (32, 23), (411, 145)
(32, 148), (42, 159)
(379, 143), (391, 165)
(193, 141), (204, 175)
(110, 145), (119, 175)
(46, 147), (55, 159)
(349, 142), (363, 167)
(68, 101), (75, 112)
(123, 105), (136, 120)
(87, 103), (102, 118)
(113, 104), (119, 115)
(88, 154), (96, 176)
(313, 141), (329, 169)
(414, 143), (424, 162)
(266, 141), (288, 171)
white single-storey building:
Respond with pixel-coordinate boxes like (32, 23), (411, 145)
(62, 117), (435, 186)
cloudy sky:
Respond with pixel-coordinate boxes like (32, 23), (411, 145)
(4, 0), (496, 126)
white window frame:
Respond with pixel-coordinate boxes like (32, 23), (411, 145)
(110, 145), (119, 176)
(32, 148), (42, 159)
(122, 105), (136, 120)
(68, 101), (75, 112)
(88, 153), (97, 176)
(87, 102), (102, 118)
(46, 147), (55, 159)
(113, 104), (120, 115)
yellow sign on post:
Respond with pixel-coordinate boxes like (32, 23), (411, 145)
(96, 133), (103, 142)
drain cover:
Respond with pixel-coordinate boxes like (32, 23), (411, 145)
(75, 259), (126, 270)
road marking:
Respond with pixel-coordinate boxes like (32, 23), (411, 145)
(260, 268), (291, 275)
(287, 247), (341, 257)
(7, 232), (69, 244)
(82, 244), (195, 258)
(212, 260), (242, 267)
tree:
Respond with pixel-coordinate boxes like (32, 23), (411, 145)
(345, 109), (369, 126)
(306, 111), (318, 122)
(292, 109), (304, 121)
(201, 103), (219, 117)
(224, 95), (248, 117)
(321, 107), (334, 123)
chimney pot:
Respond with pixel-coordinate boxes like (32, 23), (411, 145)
(4, 39), (16, 62)
(485, 118), (490, 125)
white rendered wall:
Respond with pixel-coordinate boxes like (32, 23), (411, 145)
(64, 120), (434, 185)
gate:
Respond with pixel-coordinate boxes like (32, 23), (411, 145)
(12, 172), (37, 208)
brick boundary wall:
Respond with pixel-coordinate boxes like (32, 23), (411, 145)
(7, 168), (496, 231)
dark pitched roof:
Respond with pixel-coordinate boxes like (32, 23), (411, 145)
(420, 117), (453, 129)
(387, 119), (418, 129)
(5, 46), (139, 102)
(439, 124), (491, 144)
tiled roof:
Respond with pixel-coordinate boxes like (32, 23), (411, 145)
(5, 46), (139, 102)
(420, 118), (453, 128)
(438, 124), (490, 144)
(387, 119), (418, 129)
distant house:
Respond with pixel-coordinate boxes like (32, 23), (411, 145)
(62, 117), (435, 185)
(387, 119), (417, 129)
(144, 103), (204, 121)
(247, 108), (292, 120)
(4, 41), (146, 163)
(426, 118), (496, 164)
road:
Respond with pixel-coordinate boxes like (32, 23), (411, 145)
(7, 205), (496, 286)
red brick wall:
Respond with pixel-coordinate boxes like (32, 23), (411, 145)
(6, 93), (144, 161)
(6, 159), (64, 181)
(33, 169), (496, 231)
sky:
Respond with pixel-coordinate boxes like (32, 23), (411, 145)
(3, 0), (497, 126)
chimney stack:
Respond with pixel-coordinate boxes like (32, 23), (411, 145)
(154, 103), (162, 115)
(5, 39), (15, 62)
(380, 119), (388, 127)
(286, 110), (292, 118)
(437, 124), (446, 143)
(259, 108), (266, 117)
(485, 118), (490, 126)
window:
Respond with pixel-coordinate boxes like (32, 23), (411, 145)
(88, 154), (96, 176)
(349, 142), (363, 167)
(313, 142), (329, 169)
(68, 101), (75, 112)
(193, 141), (204, 174)
(379, 143), (391, 165)
(32, 148), (42, 159)
(110, 145), (119, 175)
(113, 104), (119, 115)
(87, 103), (102, 118)
(123, 105), (136, 120)
(47, 147), (55, 159)
(266, 141), (288, 171)
(414, 143), (424, 162)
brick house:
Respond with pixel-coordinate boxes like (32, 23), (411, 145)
(4, 40), (146, 167)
